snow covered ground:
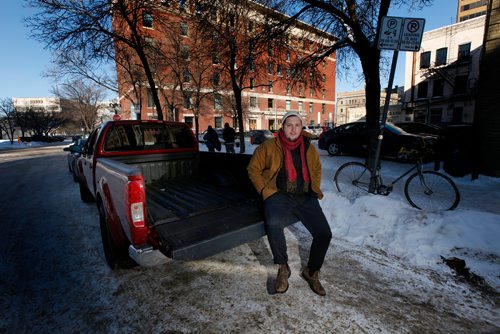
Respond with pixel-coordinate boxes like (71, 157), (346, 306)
(1, 138), (499, 291)
(1, 138), (499, 332)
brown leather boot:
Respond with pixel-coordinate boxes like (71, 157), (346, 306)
(275, 264), (291, 293)
(301, 267), (326, 296)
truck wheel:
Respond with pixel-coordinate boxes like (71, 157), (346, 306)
(98, 202), (136, 270)
(79, 179), (94, 203)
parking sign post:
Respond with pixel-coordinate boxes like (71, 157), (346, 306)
(369, 16), (425, 193)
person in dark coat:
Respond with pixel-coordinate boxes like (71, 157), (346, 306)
(222, 122), (236, 153)
(203, 125), (221, 152)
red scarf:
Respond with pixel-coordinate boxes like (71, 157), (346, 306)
(278, 129), (310, 192)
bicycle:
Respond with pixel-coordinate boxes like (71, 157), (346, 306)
(333, 155), (460, 211)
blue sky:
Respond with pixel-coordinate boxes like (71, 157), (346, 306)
(0, 1), (457, 98)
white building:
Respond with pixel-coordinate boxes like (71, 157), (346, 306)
(12, 97), (61, 113)
(403, 16), (485, 124)
(335, 89), (402, 126)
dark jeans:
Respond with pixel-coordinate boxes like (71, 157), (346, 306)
(225, 142), (235, 153)
(263, 192), (332, 271)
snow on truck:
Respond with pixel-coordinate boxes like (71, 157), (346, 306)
(77, 120), (264, 269)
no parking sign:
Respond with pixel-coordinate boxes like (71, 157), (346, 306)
(377, 16), (425, 51)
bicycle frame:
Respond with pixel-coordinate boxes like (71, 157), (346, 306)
(373, 160), (420, 195)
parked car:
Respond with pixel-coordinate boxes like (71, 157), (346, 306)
(63, 138), (86, 182)
(302, 124), (323, 139)
(317, 122), (438, 161)
(249, 130), (274, 145)
(394, 122), (444, 137)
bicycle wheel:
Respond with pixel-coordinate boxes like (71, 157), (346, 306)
(334, 162), (371, 201)
(404, 171), (460, 211)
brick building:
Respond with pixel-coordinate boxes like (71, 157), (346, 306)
(114, 1), (336, 133)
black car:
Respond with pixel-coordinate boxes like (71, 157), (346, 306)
(64, 138), (86, 182)
(249, 130), (274, 145)
(318, 122), (438, 161)
(394, 122), (444, 137)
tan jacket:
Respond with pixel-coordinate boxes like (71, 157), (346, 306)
(247, 134), (324, 201)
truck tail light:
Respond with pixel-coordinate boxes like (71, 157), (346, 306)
(127, 175), (148, 245)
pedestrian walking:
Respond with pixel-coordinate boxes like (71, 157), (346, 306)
(222, 122), (236, 153)
(203, 125), (221, 152)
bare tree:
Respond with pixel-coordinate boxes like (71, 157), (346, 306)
(56, 80), (106, 134)
(25, 0), (184, 120)
(191, 0), (293, 152)
(265, 0), (432, 174)
(0, 98), (18, 143)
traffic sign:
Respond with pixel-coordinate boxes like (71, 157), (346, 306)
(399, 18), (425, 51)
(377, 16), (403, 50)
(377, 16), (425, 51)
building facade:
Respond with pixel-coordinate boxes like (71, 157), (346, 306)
(457, 0), (489, 22)
(335, 88), (403, 126)
(402, 16), (486, 124)
(114, 1), (336, 133)
(12, 97), (62, 113)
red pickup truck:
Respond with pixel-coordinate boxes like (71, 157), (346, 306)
(78, 120), (263, 269)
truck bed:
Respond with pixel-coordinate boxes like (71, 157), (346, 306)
(146, 152), (265, 260)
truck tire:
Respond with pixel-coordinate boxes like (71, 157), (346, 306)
(98, 202), (136, 270)
(79, 179), (94, 203)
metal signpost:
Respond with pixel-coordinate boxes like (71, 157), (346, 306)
(370, 17), (425, 190)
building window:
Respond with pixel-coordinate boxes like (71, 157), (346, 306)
(247, 21), (254, 33)
(286, 67), (291, 78)
(142, 12), (153, 28)
(277, 64), (282, 76)
(322, 103), (326, 114)
(322, 89), (326, 99)
(214, 116), (222, 128)
(432, 79), (444, 97)
(181, 46), (190, 60)
(420, 51), (431, 68)
(180, 22), (188, 36)
(286, 84), (291, 95)
(322, 74), (326, 83)
(183, 69), (191, 82)
(214, 94), (222, 110)
(249, 119), (257, 131)
(435, 47), (447, 66)
(286, 50), (291, 62)
(268, 81), (273, 92)
(250, 78), (254, 90)
(179, 0), (186, 10)
(309, 102), (313, 114)
(268, 46), (273, 57)
(430, 108), (442, 123)
(268, 98), (274, 109)
(310, 87), (314, 97)
(417, 81), (428, 99)
(212, 53), (220, 64)
(213, 73), (220, 86)
(147, 88), (155, 108)
(454, 75), (468, 94)
(268, 62), (273, 75)
(184, 116), (193, 128)
(210, 7), (217, 20)
(249, 96), (257, 107)
(458, 42), (471, 62)
(286, 100), (291, 111)
(183, 94), (192, 109)
(298, 101), (303, 112)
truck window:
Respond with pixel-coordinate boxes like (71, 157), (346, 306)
(103, 123), (196, 152)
